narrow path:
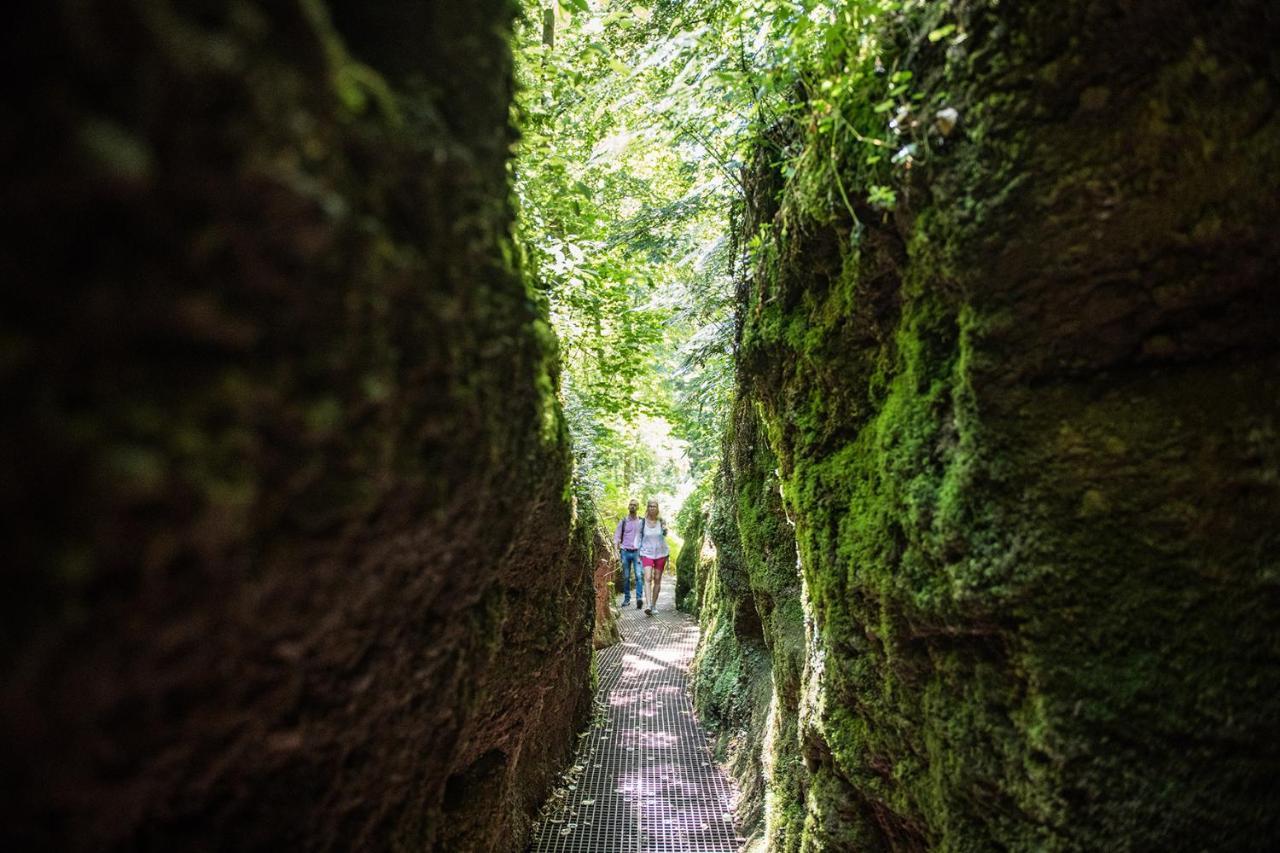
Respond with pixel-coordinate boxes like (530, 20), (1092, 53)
(529, 583), (744, 853)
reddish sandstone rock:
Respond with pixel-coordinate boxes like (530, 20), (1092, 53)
(0, 2), (592, 850)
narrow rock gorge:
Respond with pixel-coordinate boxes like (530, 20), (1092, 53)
(1, 1), (591, 849)
(4, 1), (1279, 851)
(686, 0), (1280, 849)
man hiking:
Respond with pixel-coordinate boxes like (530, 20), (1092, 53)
(614, 500), (643, 609)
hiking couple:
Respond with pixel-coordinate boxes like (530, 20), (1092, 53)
(613, 499), (670, 616)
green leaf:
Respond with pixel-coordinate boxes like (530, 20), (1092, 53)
(928, 24), (957, 42)
(868, 184), (897, 208)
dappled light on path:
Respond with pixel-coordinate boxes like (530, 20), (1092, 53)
(529, 586), (743, 852)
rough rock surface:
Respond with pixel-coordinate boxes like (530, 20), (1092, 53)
(0, 1), (591, 850)
(690, 396), (805, 850)
(673, 477), (710, 614)
(707, 0), (1280, 850)
(593, 526), (622, 650)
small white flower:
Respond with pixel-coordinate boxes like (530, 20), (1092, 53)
(935, 107), (960, 136)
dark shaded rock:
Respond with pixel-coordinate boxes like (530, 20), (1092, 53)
(692, 458), (774, 838)
(691, 396), (804, 849)
(722, 0), (1280, 849)
(0, 1), (591, 850)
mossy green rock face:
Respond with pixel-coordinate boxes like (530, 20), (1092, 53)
(692, 457), (775, 835)
(692, 397), (807, 849)
(733, 0), (1280, 849)
(0, 1), (591, 850)
(675, 475), (711, 614)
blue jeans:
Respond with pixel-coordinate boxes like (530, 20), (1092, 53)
(620, 549), (643, 602)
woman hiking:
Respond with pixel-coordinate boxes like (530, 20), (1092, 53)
(638, 500), (670, 616)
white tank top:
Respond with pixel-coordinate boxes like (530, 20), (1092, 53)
(638, 518), (669, 559)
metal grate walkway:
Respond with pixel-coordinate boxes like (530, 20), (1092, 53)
(528, 583), (744, 853)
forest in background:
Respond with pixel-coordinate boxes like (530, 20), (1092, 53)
(512, 0), (951, 525)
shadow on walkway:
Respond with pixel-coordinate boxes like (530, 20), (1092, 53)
(528, 585), (744, 853)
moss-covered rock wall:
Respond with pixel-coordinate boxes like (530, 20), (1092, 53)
(692, 396), (806, 850)
(692, 457), (775, 837)
(0, 1), (592, 850)
(674, 476), (710, 614)
(718, 0), (1280, 849)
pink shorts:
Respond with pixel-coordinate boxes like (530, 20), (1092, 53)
(641, 555), (668, 573)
